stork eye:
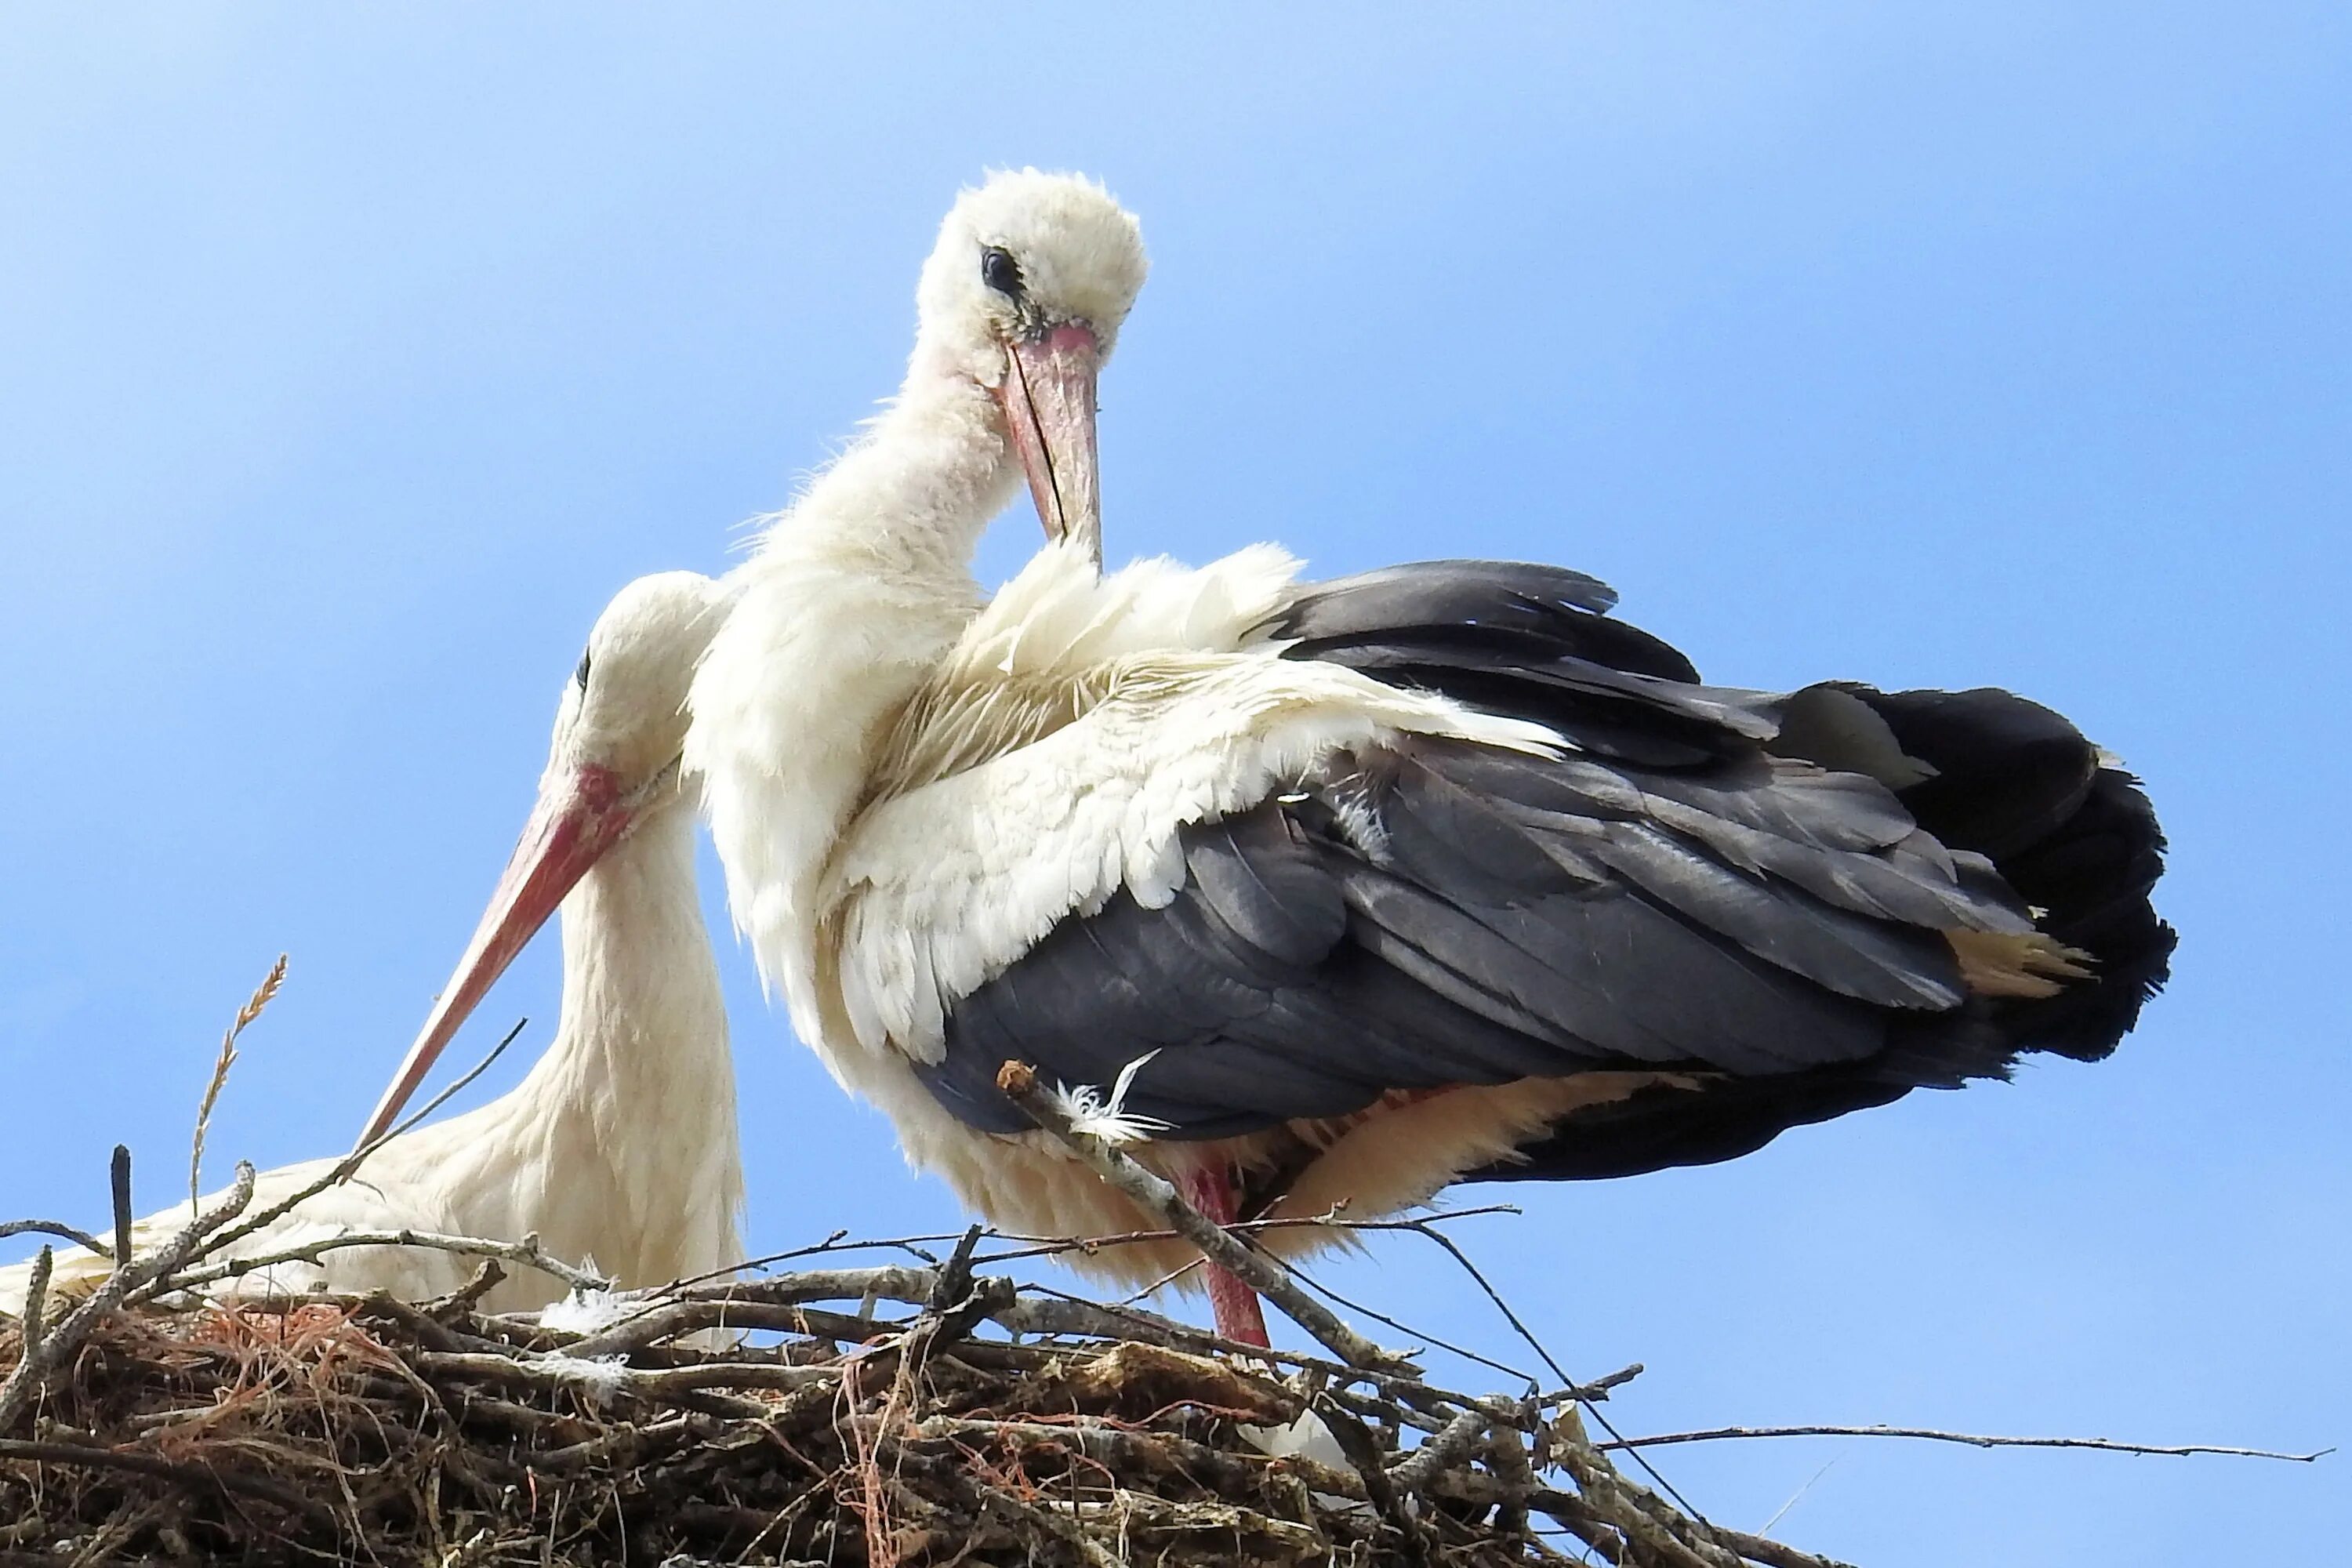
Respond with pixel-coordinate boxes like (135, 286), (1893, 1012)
(980, 246), (1023, 299)
(575, 648), (593, 690)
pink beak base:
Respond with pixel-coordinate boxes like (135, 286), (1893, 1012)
(999, 323), (1102, 561)
(351, 764), (633, 1152)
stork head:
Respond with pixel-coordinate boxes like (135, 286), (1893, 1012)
(352, 572), (731, 1151)
(914, 169), (1146, 559)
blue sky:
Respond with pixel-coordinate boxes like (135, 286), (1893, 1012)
(2, 5), (2345, 1561)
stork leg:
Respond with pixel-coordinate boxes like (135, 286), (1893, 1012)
(1179, 1163), (1270, 1348)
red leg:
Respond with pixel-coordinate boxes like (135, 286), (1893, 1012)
(1180, 1163), (1270, 1348)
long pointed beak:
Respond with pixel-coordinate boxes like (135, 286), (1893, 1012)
(351, 763), (634, 1151)
(999, 322), (1102, 562)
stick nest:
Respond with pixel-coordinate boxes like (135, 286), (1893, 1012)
(1, 1239), (1843, 1568)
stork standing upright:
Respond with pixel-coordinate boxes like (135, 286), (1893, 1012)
(5, 574), (742, 1316)
(691, 172), (2173, 1348)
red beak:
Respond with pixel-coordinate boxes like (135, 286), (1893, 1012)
(998, 322), (1102, 561)
(352, 763), (634, 1151)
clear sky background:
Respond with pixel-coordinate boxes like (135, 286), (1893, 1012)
(2, 6), (2345, 1563)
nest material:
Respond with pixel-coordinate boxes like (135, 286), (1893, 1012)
(0, 1240), (1846, 1568)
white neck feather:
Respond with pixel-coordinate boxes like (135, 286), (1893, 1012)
(452, 797), (742, 1284)
(691, 364), (1018, 1029)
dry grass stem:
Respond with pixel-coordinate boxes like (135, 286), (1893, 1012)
(188, 953), (286, 1213)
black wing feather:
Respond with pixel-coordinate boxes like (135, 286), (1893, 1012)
(920, 559), (2172, 1185)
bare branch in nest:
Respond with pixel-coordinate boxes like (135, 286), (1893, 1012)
(0, 1160), (255, 1431)
(189, 953), (285, 1214)
(14, 1248), (50, 1353)
(0, 1219), (106, 1257)
(965, 1202), (1526, 1269)
(108, 1145), (133, 1268)
(0, 1437), (336, 1525)
(994, 1058), (1411, 1374)
(1389, 1403), (1494, 1492)
(1599, 1424), (2332, 1463)
(156, 1225), (610, 1300)
(183, 1017), (527, 1276)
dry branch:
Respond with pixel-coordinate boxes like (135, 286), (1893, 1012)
(157, 1225), (609, 1299)
(0, 1220), (105, 1257)
(0, 1161), (255, 1432)
(1599, 1424), (2328, 1463)
(996, 1058), (1409, 1372)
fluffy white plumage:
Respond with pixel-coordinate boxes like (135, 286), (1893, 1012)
(2, 575), (743, 1318)
(688, 175), (1578, 1291)
(829, 539), (1560, 1069)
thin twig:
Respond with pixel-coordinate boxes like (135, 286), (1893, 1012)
(1389, 1404), (1493, 1492)
(1598, 1424), (2330, 1463)
(434, 1259), (507, 1314)
(190, 953), (285, 1214)
(0, 1221), (106, 1257)
(1391, 1211), (1709, 1523)
(1279, 1252), (1535, 1385)
(1710, 1523), (1860, 1568)
(160, 1226), (609, 1299)
(108, 1146), (133, 1268)
(965, 1203), (1526, 1269)
(15, 1248), (50, 1354)
(181, 1017), (526, 1276)
(0, 1161), (256, 1431)
(0, 1437), (336, 1524)
(994, 1058), (1410, 1373)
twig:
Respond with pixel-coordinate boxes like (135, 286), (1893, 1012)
(1390, 1211), (1710, 1523)
(1389, 1404), (1494, 1492)
(0, 1437), (336, 1524)
(158, 1225), (609, 1299)
(900, 1414), (1370, 1504)
(372, 1015), (528, 1147)
(1598, 1424), (2331, 1463)
(994, 1059), (1410, 1373)
(1279, 1252), (1535, 1385)
(0, 1161), (256, 1431)
(0, 1221), (105, 1258)
(557, 1265), (950, 1358)
(1709, 1525), (1860, 1568)
(15, 1249), (50, 1353)
(183, 1018), (526, 1274)
(869, 1436), (1129, 1568)
(434, 1259), (506, 1314)
(412, 1351), (832, 1406)
(190, 953), (285, 1214)
(108, 1147), (133, 1269)
(1579, 1364), (1646, 1399)
(965, 1203), (1526, 1269)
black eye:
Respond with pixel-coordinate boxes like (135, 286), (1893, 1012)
(980, 246), (1024, 299)
(575, 648), (593, 690)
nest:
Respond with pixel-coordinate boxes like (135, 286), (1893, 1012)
(1, 1212), (1860, 1568)
(5, 1011), (2303, 1566)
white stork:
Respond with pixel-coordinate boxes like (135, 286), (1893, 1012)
(691, 173), (2175, 1347)
(5, 574), (742, 1316)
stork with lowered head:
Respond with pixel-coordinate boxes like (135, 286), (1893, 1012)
(5, 574), (742, 1316)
